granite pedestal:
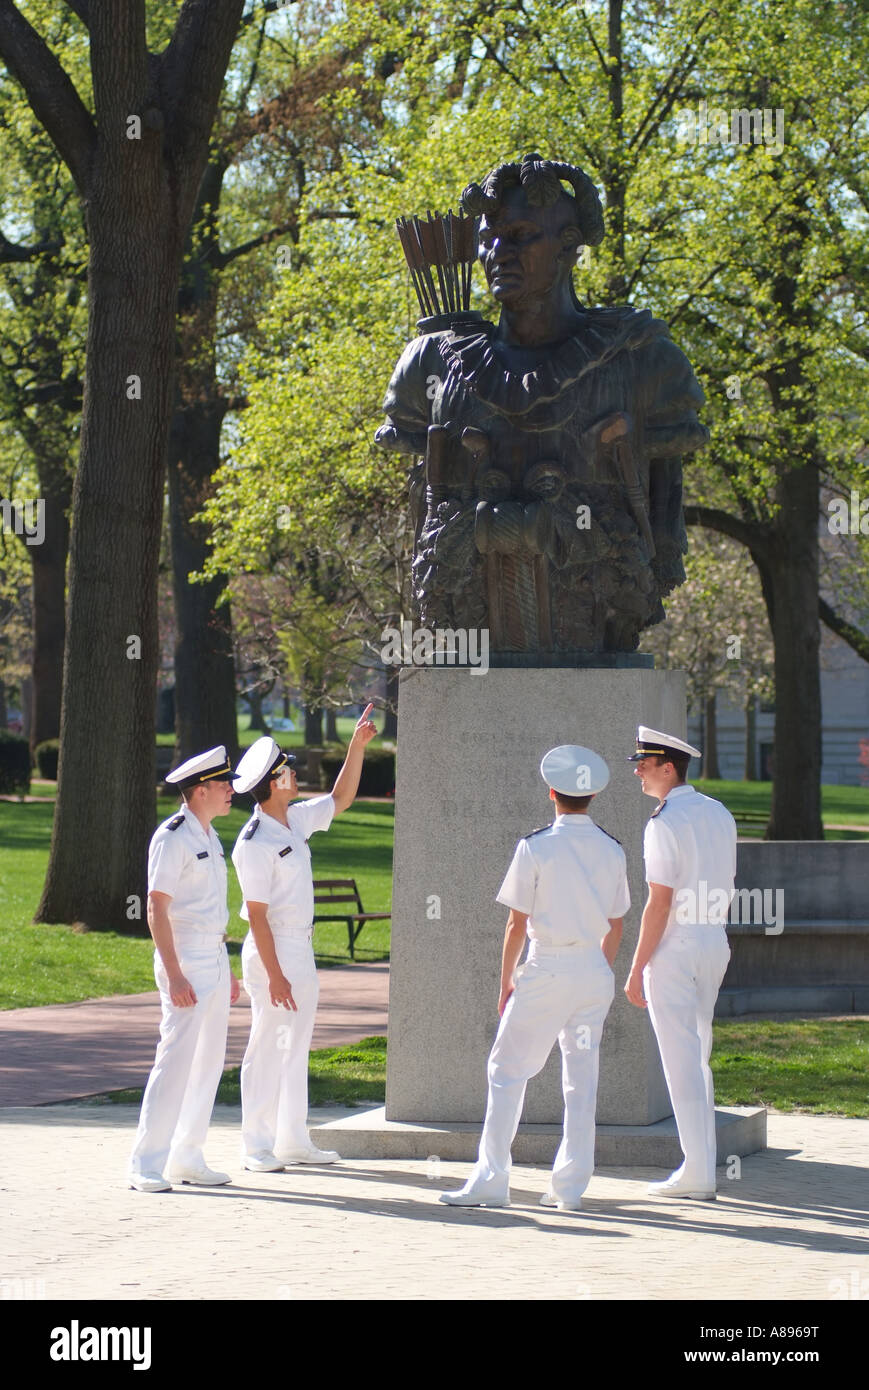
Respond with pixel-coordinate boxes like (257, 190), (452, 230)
(315, 666), (765, 1163)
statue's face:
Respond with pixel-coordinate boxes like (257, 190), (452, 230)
(478, 185), (577, 308)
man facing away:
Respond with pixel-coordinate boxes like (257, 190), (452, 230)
(440, 745), (629, 1211)
(129, 746), (240, 1193)
(624, 725), (737, 1200)
(231, 705), (377, 1173)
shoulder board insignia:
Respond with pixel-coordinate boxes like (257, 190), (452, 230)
(650, 800), (668, 819)
(168, 814), (184, 831)
(243, 820), (260, 840)
(597, 826), (622, 845)
(278, 845), (293, 858)
(523, 824), (552, 840)
(196, 850), (208, 860)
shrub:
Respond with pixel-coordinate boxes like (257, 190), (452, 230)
(0, 730), (31, 795)
(34, 739), (60, 780)
(319, 744), (395, 797)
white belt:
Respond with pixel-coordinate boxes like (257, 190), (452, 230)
(528, 940), (598, 959)
(169, 929), (227, 944)
(665, 923), (728, 935)
(265, 924), (313, 940)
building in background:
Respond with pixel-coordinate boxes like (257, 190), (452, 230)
(688, 629), (869, 785)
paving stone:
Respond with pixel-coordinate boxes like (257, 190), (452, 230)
(0, 1106), (864, 1301)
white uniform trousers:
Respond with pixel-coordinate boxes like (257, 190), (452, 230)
(240, 931), (318, 1158)
(644, 924), (731, 1190)
(461, 946), (615, 1205)
(130, 936), (231, 1177)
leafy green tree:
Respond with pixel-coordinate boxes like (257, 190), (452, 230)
(0, 5), (87, 753)
(658, 2), (867, 834)
(0, 425), (35, 727)
(0, 0), (247, 927)
(641, 532), (774, 778)
(216, 0), (868, 837)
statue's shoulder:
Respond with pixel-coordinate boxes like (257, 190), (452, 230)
(380, 333), (449, 436)
(383, 323), (495, 420)
(584, 307), (703, 418)
(390, 331), (447, 375)
(581, 304), (672, 352)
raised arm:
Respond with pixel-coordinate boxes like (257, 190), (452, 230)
(331, 704), (378, 815)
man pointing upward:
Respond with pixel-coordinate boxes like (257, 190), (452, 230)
(231, 704), (377, 1173)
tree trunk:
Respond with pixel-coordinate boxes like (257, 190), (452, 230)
(167, 154), (238, 770)
(167, 397), (238, 769)
(37, 216), (179, 928)
(383, 663), (399, 738)
(324, 708), (338, 742)
(21, 675), (32, 740)
(765, 468), (823, 839)
(701, 691), (720, 779)
(743, 693), (758, 781)
(305, 705), (323, 745)
(247, 689), (269, 733)
(763, 192), (823, 838)
(5, 0), (247, 929)
(29, 458), (71, 755)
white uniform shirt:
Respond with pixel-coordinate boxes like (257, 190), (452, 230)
(496, 814), (630, 948)
(643, 783), (737, 932)
(231, 794), (335, 933)
(147, 804), (229, 935)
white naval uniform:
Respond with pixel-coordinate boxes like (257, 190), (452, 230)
(231, 794), (335, 1159)
(459, 813), (630, 1206)
(130, 805), (231, 1179)
(643, 783), (737, 1190)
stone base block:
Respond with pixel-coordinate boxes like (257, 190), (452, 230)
(716, 985), (869, 1016)
(313, 1104), (767, 1168)
(387, 666), (688, 1126)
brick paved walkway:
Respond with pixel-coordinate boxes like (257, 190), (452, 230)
(0, 963), (388, 1106)
(0, 1108), (865, 1301)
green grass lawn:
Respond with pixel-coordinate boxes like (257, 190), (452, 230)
(711, 1017), (869, 1117)
(1, 772), (866, 1009)
(82, 1020), (866, 1116)
(694, 779), (869, 837)
(97, 1035), (389, 1109)
(0, 794), (393, 1009)
(156, 714), (370, 750)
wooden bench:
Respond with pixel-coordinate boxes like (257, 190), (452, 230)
(313, 878), (390, 959)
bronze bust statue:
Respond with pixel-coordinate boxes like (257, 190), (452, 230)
(376, 153), (708, 663)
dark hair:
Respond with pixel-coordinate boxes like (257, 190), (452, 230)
(553, 791), (594, 812)
(461, 152), (605, 247)
(251, 771), (277, 805)
(653, 751), (690, 782)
